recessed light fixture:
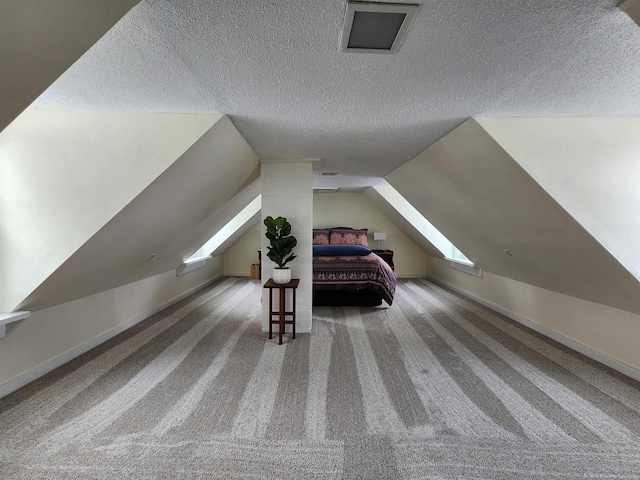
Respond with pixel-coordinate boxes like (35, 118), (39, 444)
(341, 1), (419, 54)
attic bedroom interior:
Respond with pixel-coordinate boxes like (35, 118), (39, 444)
(2, 0), (640, 478)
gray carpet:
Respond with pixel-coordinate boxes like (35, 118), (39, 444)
(2, 277), (640, 479)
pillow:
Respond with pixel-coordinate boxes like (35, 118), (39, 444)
(312, 228), (330, 245)
(313, 245), (371, 256)
(329, 228), (369, 247)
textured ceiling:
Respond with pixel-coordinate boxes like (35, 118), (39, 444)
(34, 0), (640, 187)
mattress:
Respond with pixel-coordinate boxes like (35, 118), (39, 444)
(312, 252), (397, 305)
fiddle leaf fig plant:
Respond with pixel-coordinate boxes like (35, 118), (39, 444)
(264, 216), (297, 268)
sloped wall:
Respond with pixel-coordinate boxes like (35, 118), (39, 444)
(1, 109), (221, 312)
(15, 115), (258, 311)
(0, 111), (259, 395)
(0, 0), (140, 133)
(0, 257), (222, 396)
(186, 177), (261, 261)
(477, 117), (640, 281)
(430, 257), (640, 374)
(386, 118), (640, 315)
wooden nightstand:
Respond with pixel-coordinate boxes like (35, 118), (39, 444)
(372, 250), (394, 270)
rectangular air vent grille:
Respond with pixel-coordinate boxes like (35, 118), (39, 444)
(341, 2), (419, 54)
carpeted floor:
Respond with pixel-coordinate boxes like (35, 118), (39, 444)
(1, 277), (640, 479)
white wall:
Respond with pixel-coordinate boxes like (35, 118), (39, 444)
(314, 192), (429, 277)
(386, 118), (640, 315)
(223, 191), (431, 279)
(223, 222), (261, 276)
(0, 109), (221, 311)
(478, 117), (640, 281)
(0, 258), (222, 395)
(429, 257), (640, 374)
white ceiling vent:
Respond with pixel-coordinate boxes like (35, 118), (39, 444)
(341, 2), (419, 54)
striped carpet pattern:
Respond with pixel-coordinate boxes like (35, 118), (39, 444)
(1, 277), (640, 479)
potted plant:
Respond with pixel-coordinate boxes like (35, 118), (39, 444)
(264, 216), (297, 284)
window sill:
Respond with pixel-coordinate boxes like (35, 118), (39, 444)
(177, 255), (212, 276)
(184, 255), (212, 265)
(445, 259), (483, 278)
(0, 311), (31, 339)
(444, 257), (474, 267)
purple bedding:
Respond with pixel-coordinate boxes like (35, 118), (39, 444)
(312, 252), (397, 305)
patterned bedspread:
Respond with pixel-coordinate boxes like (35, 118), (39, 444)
(312, 253), (397, 305)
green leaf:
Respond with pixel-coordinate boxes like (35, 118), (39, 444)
(263, 215), (296, 268)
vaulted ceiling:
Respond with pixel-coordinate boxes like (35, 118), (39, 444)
(27, 0), (640, 188)
(3, 0), (640, 315)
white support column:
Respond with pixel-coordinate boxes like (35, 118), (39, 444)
(260, 159), (317, 334)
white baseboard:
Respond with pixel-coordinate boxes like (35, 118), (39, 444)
(0, 274), (224, 399)
(427, 276), (640, 383)
(397, 273), (428, 278)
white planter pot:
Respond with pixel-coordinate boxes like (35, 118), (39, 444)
(273, 268), (291, 284)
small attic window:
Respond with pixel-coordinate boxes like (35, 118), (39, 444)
(372, 181), (473, 266)
(187, 195), (261, 261)
(341, 2), (419, 54)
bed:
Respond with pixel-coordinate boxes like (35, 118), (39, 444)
(312, 228), (397, 306)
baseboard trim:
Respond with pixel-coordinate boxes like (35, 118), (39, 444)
(397, 274), (427, 278)
(0, 274), (224, 399)
(427, 275), (640, 383)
